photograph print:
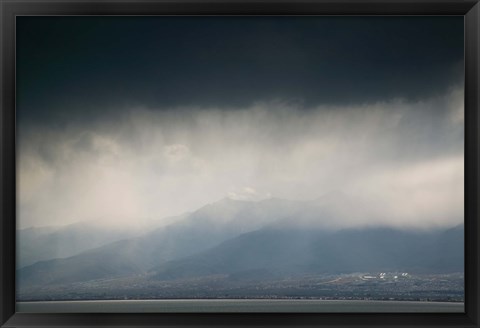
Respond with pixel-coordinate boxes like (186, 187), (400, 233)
(15, 16), (464, 313)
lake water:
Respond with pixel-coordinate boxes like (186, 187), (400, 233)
(16, 299), (464, 313)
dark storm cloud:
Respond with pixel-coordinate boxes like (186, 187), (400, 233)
(16, 16), (464, 230)
(17, 88), (464, 229)
(16, 16), (463, 126)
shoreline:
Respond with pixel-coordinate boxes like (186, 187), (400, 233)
(16, 299), (465, 313)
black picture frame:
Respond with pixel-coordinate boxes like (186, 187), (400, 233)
(1, 0), (479, 327)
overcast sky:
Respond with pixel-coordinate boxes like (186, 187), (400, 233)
(16, 16), (464, 229)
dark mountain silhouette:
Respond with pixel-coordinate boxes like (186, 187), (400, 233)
(153, 225), (464, 281)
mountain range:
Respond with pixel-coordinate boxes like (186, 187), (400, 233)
(17, 194), (464, 290)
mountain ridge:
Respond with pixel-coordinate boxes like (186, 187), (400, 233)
(17, 196), (464, 289)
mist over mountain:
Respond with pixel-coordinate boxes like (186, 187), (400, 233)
(17, 196), (463, 290)
(17, 222), (139, 268)
(16, 214), (183, 269)
(17, 197), (299, 286)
